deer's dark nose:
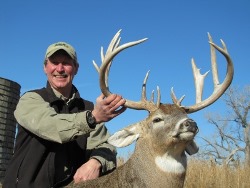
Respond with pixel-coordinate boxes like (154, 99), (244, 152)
(182, 119), (199, 133)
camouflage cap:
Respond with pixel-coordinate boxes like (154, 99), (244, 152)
(44, 42), (78, 64)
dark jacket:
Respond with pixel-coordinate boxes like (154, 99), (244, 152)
(3, 84), (94, 188)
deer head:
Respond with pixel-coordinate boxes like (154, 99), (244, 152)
(93, 30), (234, 173)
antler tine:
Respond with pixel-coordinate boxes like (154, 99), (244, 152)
(181, 33), (234, 113)
(171, 87), (185, 106)
(150, 90), (154, 102)
(125, 70), (159, 112)
(141, 71), (161, 111)
(191, 58), (210, 103)
(208, 33), (220, 89)
(156, 86), (161, 108)
(98, 31), (121, 89)
(93, 47), (113, 89)
(142, 70), (150, 101)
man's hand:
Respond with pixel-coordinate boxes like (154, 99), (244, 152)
(92, 94), (126, 123)
(73, 158), (102, 183)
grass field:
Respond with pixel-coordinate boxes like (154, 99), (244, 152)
(118, 157), (250, 188)
(184, 159), (249, 188)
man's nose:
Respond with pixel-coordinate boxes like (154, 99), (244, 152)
(56, 63), (64, 71)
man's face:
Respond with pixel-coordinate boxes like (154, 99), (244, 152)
(44, 50), (78, 95)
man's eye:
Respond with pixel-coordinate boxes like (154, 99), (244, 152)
(153, 118), (162, 123)
(62, 61), (72, 66)
(49, 60), (59, 65)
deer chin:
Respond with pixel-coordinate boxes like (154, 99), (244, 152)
(178, 131), (196, 141)
(171, 130), (196, 143)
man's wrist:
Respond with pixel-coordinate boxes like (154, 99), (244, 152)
(86, 110), (97, 128)
(89, 157), (102, 175)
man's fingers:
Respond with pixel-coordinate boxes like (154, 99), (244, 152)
(104, 94), (122, 104)
(113, 106), (127, 115)
(93, 93), (126, 123)
(96, 93), (105, 102)
(109, 100), (126, 113)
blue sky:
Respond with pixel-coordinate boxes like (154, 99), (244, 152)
(1, 1), (249, 156)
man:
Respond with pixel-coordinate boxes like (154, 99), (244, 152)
(3, 42), (126, 187)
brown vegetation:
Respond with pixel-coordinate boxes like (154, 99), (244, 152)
(118, 157), (250, 188)
(184, 159), (250, 188)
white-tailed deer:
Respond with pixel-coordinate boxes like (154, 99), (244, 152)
(69, 30), (234, 188)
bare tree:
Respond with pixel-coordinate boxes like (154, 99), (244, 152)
(198, 86), (250, 166)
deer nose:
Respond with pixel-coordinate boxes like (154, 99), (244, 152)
(182, 119), (199, 133)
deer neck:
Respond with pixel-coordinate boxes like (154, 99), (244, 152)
(134, 137), (187, 175)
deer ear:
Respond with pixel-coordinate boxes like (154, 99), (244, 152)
(108, 123), (140, 147)
(185, 140), (199, 155)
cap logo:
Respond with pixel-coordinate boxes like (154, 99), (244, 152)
(54, 43), (70, 48)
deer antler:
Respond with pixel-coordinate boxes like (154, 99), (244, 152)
(171, 33), (234, 113)
(93, 30), (159, 112)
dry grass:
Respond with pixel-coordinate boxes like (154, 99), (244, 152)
(117, 156), (127, 167)
(117, 156), (250, 188)
(184, 159), (250, 188)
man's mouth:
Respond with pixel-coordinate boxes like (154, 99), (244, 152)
(53, 74), (68, 78)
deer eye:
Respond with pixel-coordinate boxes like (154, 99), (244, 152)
(153, 118), (162, 123)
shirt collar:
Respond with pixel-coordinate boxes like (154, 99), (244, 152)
(50, 85), (76, 104)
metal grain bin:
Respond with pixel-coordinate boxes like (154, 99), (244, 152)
(0, 77), (21, 183)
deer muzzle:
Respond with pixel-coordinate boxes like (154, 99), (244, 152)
(173, 118), (199, 139)
(182, 119), (199, 134)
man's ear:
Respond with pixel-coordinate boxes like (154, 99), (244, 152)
(43, 64), (47, 74)
(74, 63), (79, 75)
